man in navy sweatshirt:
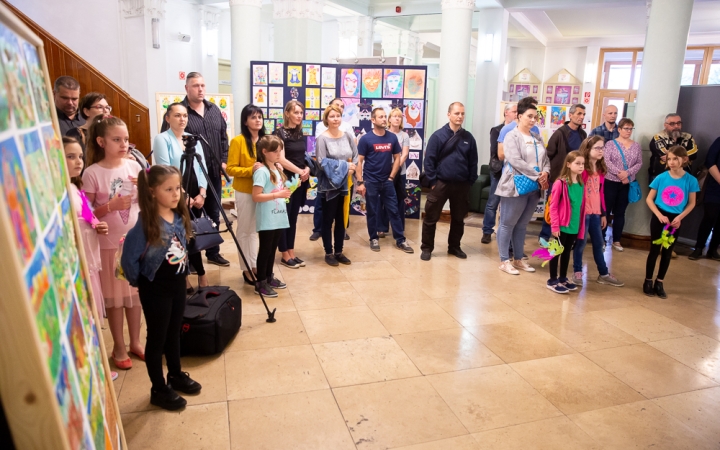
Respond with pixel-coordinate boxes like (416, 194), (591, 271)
(420, 102), (479, 261)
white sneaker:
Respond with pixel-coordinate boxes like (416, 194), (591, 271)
(612, 242), (624, 252)
(499, 260), (520, 275)
(512, 259), (535, 272)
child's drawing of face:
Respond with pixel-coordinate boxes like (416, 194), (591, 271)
(363, 71), (380, 92)
(344, 72), (358, 95)
(387, 75), (401, 93)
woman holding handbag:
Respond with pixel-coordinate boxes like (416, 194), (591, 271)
(152, 102), (209, 292)
(603, 118), (642, 252)
(495, 102), (551, 275)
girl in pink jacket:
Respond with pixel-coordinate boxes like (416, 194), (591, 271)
(547, 152), (585, 294)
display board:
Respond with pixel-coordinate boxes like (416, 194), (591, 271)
(250, 61), (428, 219)
(508, 68), (541, 102)
(0, 4), (126, 449)
(155, 92), (236, 200)
(542, 69), (582, 106)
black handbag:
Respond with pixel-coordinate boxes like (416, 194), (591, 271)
(187, 208), (224, 255)
(419, 129), (464, 188)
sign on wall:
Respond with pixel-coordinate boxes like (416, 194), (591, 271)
(250, 60), (428, 219)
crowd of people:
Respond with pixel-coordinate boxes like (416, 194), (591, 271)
(53, 71), (719, 411)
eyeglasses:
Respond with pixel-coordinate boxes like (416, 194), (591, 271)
(91, 105), (112, 112)
(620, 127), (634, 131)
(665, 121), (682, 126)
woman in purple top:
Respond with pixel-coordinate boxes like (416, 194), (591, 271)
(603, 118), (642, 252)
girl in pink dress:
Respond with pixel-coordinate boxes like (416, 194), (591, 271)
(82, 117), (143, 370)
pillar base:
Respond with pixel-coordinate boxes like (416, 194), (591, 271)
(620, 233), (652, 251)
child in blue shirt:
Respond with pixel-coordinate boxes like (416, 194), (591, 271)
(644, 145), (700, 298)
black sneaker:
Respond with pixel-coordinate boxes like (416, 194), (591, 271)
(334, 253), (352, 265)
(325, 254), (339, 266)
(654, 280), (667, 299)
(309, 231), (321, 241)
(150, 384), (187, 411)
(167, 372), (202, 394)
(280, 258), (299, 269)
(643, 279), (655, 297)
(293, 257), (306, 267)
(344, 232), (350, 241)
(709, 251), (720, 261)
(396, 241), (414, 254)
(420, 250), (432, 261)
(688, 249), (703, 260)
(481, 233), (492, 244)
(370, 239), (381, 252)
(207, 255), (230, 267)
(267, 274), (287, 289)
(255, 280), (278, 298)
(448, 247), (467, 259)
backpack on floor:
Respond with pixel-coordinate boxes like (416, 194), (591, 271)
(180, 286), (242, 356)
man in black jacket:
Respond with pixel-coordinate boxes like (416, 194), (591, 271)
(482, 103), (516, 244)
(420, 102), (479, 261)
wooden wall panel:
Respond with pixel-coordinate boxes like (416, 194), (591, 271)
(3, 0), (152, 155)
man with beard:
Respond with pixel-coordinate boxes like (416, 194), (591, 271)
(649, 113), (698, 181)
(54, 76), (84, 136)
(589, 105), (619, 142)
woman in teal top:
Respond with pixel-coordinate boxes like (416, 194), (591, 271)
(152, 102), (209, 291)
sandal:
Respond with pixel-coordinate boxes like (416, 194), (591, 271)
(111, 352), (132, 370)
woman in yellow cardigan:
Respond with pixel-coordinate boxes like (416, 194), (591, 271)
(227, 105), (266, 284)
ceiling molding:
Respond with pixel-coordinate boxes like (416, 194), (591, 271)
(509, 11), (547, 46)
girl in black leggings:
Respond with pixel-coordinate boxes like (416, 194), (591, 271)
(644, 146), (700, 298)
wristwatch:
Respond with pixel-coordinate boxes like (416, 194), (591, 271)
(357, 180), (365, 185)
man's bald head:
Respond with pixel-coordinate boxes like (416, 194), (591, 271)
(603, 105), (618, 125)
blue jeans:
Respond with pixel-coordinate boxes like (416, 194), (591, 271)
(379, 174), (407, 233)
(539, 184), (552, 241)
(572, 214), (609, 276)
(497, 191), (541, 262)
(365, 179), (405, 244)
(482, 174), (500, 235)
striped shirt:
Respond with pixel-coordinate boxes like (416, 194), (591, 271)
(162, 97), (228, 173)
(589, 122), (619, 142)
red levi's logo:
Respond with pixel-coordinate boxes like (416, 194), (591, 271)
(373, 143), (392, 153)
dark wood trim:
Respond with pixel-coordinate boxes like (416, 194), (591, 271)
(620, 233), (653, 251)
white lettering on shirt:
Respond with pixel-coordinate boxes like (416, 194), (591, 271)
(373, 143), (392, 153)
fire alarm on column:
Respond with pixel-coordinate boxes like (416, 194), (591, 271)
(396, 6), (401, 13)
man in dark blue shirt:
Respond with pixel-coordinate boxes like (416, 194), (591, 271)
(357, 108), (414, 254)
(420, 102), (479, 261)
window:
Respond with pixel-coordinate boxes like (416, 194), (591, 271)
(708, 49), (720, 85)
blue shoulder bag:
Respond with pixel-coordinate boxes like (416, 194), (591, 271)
(612, 140), (641, 203)
(508, 136), (540, 196)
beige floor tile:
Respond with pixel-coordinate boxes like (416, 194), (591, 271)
(471, 416), (600, 450)
(390, 434), (480, 450)
(649, 334), (720, 382)
(338, 260), (405, 281)
(313, 336), (420, 387)
(529, 311), (642, 352)
(467, 319), (575, 363)
(393, 328), (503, 375)
(494, 287), (584, 317)
(569, 294), (639, 313)
(350, 278), (434, 304)
(298, 305), (389, 343)
(242, 294), (297, 315)
(228, 390), (355, 450)
(653, 386), (720, 447)
(591, 306), (696, 342)
(224, 345), (328, 400)
(584, 343), (718, 398)
(638, 298), (720, 340)
(384, 253), (456, 279)
(569, 400), (716, 450)
(417, 271), (483, 299)
(333, 377), (468, 450)
(427, 365), (561, 432)
(224, 311), (309, 351)
(435, 295), (527, 327)
(369, 301), (461, 334)
(289, 281), (366, 311)
(510, 353), (644, 414)
(116, 359), (154, 414)
(123, 402), (229, 450)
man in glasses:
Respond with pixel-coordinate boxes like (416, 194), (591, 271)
(649, 113), (698, 181)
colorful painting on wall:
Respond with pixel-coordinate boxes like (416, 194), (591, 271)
(361, 68), (382, 98)
(551, 105), (567, 128)
(252, 64), (267, 85)
(0, 136), (37, 263)
(306, 64), (321, 86)
(269, 63), (283, 84)
(403, 69), (425, 99)
(321, 67), (336, 88)
(383, 69), (404, 98)
(536, 105), (547, 128)
(0, 23), (36, 129)
(252, 86), (267, 107)
(268, 87), (283, 108)
(287, 65), (303, 86)
(340, 68), (360, 98)
(305, 88), (320, 109)
(20, 130), (55, 228)
(515, 84), (530, 99)
(554, 85), (572, 105)
(403, 100), (424, 129)
(341, 98), (360, 127)
(21, 41), (52, 123)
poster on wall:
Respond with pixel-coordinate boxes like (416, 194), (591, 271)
(250, 60), (428, 219)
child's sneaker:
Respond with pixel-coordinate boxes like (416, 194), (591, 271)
(559, 277), (578, 291)
(267, 274), (287, 289)
(255, 280), (278, 298)
(572, 272), (583, 285)
(597, 273), (624, 287)
(167, 371), (202, 394)
(499, 260), (520, 275)
(546, 279), (569, 294)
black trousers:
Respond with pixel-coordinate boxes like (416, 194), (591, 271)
(320, 193), (346, 255)
(646, 209), (680, 280)
(694, 202), (720, 253)
(421, 180), (470, 252)
(188, 206), (206, 276)
(257, 229), (282, 281)
(549, 232), (577, 280)
(203, 172), (222, 259)
(279, 180), (309, 252)
(604, 179), (630, 243)
(138, 273), (186, 390)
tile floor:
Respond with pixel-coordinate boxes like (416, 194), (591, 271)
(107, 215), (720, 449)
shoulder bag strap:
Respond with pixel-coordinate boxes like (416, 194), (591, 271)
(613, 139), (629, 171)
(436, 129), (463, 169)
(531, 136), (539, 166)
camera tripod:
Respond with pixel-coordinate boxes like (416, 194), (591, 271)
(180, 133), (276, 323)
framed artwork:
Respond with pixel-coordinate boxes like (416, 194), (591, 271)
(252, 64), (267, 85)
(305, 88), (320, 109)
(571, 97), (579, 104)
(509, 84), (514, 93)
(383, 69), (404, 98)
(252, 86), (267, 107)
(554, 85), (571, 105)
(403, 99), (424, 128)
(546, 85), (553, 94)
(515, 84), (530, 99)
(321, 67), (336, 88)
(340, 68), (360, 97)
(321, 89), (335, 108)
(532, 85), (538, 94)
(545, 96), (552, 103)
(361, 68), (382, 98)
(573, 86), (580, 94)
(269, 63), (283, 84)
(268, 87), (283, 107)
(287, 65), (302, 86)
(403, 69), (425, 99)
(305, 64), (320, 86)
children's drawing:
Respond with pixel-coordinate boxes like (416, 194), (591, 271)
(22, 42), (52, 123)
(305, 110), (320, 121)
(55, 346), (84, 449)
(269, 63), (284, 84)
(0, 137), (37, 262)
(252, 64), (267, 85)
(321, 89), (335, 108)
(269, 108), (284, 119)
(554, 85), (571, 105)
(403, 69), (425, 99)
(253, 87), (267, 107)
(340, 68), (360, 98)
(408, 129), (422, 150)
(515, 84), (530, 99)
(406, 161), (420, 180)
(383, 69), (404, 98)
(536, 105), (547, 128)
(321, 66), (336, 88)
(361, 68), (382, 98)
(306, 64), (320, 85)
(264, 119), (275, 133)
(357, 102), (372, 122)
(287, 65), (302, 86)
(0, 23), (36, 129)
(305, 88), (320, 109)
(41, 125), (66, 202)
(21, 130), (55, 228)
(550, 106), (567, 128)
(268, 87), (283, 107)
(403, 99), (424, 129)
(341, 98), (360, 127)
(306, 136), (316, 156)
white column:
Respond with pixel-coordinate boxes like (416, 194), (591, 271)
(437, 0), (474, 127)
(357, 16), (374, 58)
(272, 0), (324, 62)
(380, 29), (402, 57)
(624, 0), (694, 237)
(471, 8), (509, 166)
(230, 0), (262, 131)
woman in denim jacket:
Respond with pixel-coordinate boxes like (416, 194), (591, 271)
(121, 165), (202, 411)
